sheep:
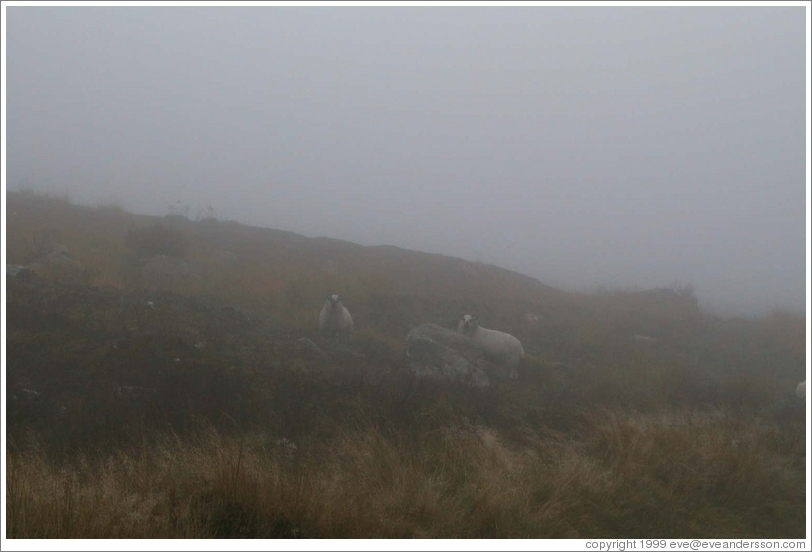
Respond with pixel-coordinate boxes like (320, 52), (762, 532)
(457, 314), (524, 379)
(796, 381), (806, 400)
(318, 294), (354, 340)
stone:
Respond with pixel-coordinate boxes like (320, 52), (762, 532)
(405, 323), (495, 388)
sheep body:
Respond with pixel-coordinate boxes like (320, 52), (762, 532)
(796, 381), (806, 400)
(457, 314), (524, 379)
(318, 294), (354, 339)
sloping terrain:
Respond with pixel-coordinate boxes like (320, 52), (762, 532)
(4, 191), (807, 538)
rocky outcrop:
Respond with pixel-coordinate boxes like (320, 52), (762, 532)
(405, 323), (496, 388)
(295, 337), (326, 359)
(29, 246), (87, 284)
(7, 264), (32, 279)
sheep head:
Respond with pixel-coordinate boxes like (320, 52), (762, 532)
(325, 294), (343, 309)
(458, 314), (478, 335)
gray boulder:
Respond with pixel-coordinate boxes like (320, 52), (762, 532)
(29, 249), (87, 284)
(7, 264), (32, 279)
(405, 323), (495, 388)
(295, 337), (326, 359)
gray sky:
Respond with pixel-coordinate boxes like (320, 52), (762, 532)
(4, 4), (809, 315)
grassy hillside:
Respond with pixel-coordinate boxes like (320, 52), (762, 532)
(4, 190), (808, 539)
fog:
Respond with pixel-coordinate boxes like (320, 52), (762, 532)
(4, 5), (808, 316)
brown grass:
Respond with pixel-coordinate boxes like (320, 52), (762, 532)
(7, 408), (806, 539)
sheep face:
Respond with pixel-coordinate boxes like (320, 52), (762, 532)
(457, 314), (478, 336)
(321, 294), (345, 317)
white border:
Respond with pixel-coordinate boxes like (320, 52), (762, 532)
(2, 1), (810, 550)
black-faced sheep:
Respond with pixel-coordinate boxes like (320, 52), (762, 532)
(318, 294), (354, 339)
(457, 314), (524, 379)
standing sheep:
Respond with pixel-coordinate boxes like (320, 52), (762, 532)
(457, 314), (524, 379)
(796, 381), (806, 400)
(319, 294), (354, 340)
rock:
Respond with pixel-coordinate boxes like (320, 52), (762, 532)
(6, 264), (32, 279)
(21, 388), (41, 399)
(29, 250), (87, 284)
(295, 337), (325, 359)
(404, 323), (494, 388)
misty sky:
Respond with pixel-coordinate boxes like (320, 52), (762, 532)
(4, 4), (809, 315)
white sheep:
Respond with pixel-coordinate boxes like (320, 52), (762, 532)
(318, 294), (354, 339)
(457, 314), (524, 379)
(796, 381), (806, 400)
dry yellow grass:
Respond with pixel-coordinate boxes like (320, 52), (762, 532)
(7, 408), (806, 539)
